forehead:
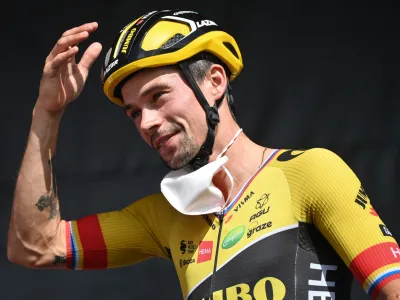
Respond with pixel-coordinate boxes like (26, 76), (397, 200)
(121, 66), (181, 101)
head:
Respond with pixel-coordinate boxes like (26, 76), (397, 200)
(101, 9), (243, 170)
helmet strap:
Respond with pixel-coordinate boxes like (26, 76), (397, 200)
(178, 61), (224, 170)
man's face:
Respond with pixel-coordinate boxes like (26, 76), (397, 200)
(121, 67), (208, 170)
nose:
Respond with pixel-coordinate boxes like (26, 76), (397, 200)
(140, 108), (162, 137)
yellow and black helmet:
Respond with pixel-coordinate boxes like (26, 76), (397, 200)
(101, 9), (243, 106)
(101, 9), (244, 170)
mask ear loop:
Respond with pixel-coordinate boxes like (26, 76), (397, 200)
(216, 128), (243, 160)
(215, 128), (243, 204)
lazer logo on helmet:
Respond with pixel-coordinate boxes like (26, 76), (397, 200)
(196, 20), (217, 28)
(104, 59), (119, 76)
(121, 28), (137, 54)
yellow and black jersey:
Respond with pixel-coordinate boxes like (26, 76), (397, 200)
(65, 148), (400, 299)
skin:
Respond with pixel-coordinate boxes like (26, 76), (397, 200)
(6, 21), (400, 299)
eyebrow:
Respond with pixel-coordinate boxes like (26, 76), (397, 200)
(123, 82), (171, 112)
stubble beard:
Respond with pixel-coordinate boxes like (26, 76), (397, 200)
(161, 131), (199, 170)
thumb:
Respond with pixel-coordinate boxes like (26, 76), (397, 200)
(78, 42), (102, 71)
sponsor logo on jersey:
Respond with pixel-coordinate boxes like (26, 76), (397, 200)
(225, 214), (233, 224)
(276, 149), (305, 162)
(234, 191), (254, 212)
(180, 240), (197, 254)
(380, 224), (393, 237)
(390, 246), (400, 259)
(197, 241), (213, 263)
(202, 214), (216, 230)
(247, 221), (272, 238)
(370, 208), (378, 216)
(255, 193), (270, 210)
(355, 186), (369, 209)
(204, 276), (286, 299)
(249, 207), (270, 222)
(180, 258), (195, 268)
(180, 240), (187, 254)
(222, 225), (246, 249)
(308, 263), (338, 299)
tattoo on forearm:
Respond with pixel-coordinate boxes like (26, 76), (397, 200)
(54, 256), (67, 265)
(35, 153), (59, 220)
(35, 195), (59, 220)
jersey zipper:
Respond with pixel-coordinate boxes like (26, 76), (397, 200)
(208, 211), (224, 299)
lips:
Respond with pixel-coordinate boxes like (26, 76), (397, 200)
(152, 132), (176, 150)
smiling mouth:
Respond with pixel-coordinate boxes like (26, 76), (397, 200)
(152, 132), (177, 150)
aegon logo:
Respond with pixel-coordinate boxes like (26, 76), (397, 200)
(203, 276), (286, 299)
(121, 28), (137, 53)
(222, 225), (246, 249)
(196, 20), (217, 28)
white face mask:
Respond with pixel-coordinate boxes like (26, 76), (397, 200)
(160, 128), (243, 215)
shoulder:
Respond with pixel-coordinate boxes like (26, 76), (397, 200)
(271, 147), (350, 173)
(270, 147), (360, 194)
(274, 147), (342, 163)
(125, 192), (173, 213)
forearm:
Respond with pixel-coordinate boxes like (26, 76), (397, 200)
(8, 104), (66, 268)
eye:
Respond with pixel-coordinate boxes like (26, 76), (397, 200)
(153, 91), (165, 102)
(130, 110), (141, 120)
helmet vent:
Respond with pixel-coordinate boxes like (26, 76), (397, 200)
(223, 42), (239, 59)
(160, 33), (185, 49)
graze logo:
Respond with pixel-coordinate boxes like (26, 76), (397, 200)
(249, 207), (270, 222)
(180, 258), (195, 268)
(380, 224), (393, 237)
(308, 263), (337, 299)
(197, 241), (213, 263)
(247, 221), (272, 238)
(222, 225), (246, 249)
(234, 191), (254, 212)
(355, 186), (369, 209)
(255, 193), (270, 210)
(202, 214), (216, 230)
(203, 276), (286, 300)
(121, 27), (137, 54)
(196, 20), (217, 28)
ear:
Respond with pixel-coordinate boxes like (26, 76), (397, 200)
(208, 64), (228, 101)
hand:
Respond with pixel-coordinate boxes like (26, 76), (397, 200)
(37, 22), (102, 113)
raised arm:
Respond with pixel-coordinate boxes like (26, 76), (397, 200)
(7, 22), (102, 268)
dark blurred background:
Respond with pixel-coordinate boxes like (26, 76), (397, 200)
(1, 1), (399, 299)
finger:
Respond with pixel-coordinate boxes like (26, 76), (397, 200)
(78, 42), (102, 71)
(46, 31), (89, 64)
(43, 46), (79, 77)
(62, 22), (98, 37)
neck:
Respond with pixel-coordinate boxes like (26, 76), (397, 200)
(211, 130), (274, 204)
